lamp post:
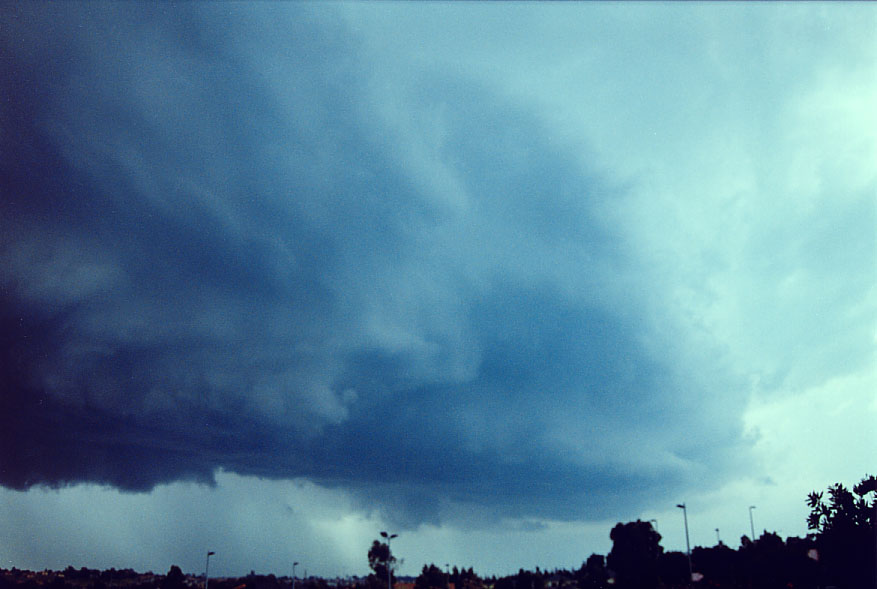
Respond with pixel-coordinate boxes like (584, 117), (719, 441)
(205, 551), (215, 589)
(749, 505), (757, 541)
(715, 528), (721, 545)
(676, 504), (692, 583)
(380, 531), (398, 589)
(649, 519), (659, 534)
(292, 562), (299, 589)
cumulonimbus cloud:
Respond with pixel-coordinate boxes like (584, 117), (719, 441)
(2, 3), (760, 527)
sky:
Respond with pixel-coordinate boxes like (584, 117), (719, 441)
(1, 1), (875, 580)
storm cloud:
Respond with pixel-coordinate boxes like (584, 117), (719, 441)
(1, 1), (872, 544)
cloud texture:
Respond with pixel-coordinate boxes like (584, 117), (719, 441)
(1, 1), (874, 547)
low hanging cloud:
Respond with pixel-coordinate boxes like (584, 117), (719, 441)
(0, 3), (822, 529)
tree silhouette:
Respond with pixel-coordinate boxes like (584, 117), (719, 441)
(161, 567), (185, 589)
(739, 531), (788, 589)
(575, 554), (607, 589)
(606, 520), (662, 589)
(807, 474), (876, 588)
(657, 551), (688, 587)
(691, 543), (740, 586)
(512, 569), (543, 589)
(367, 540), (396, 589)
(414, 565), (446, 589)
(455, 567), (480, 589)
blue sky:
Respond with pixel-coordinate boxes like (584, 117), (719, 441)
(1, 2), (874, 579)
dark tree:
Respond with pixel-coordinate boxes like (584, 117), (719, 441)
(575, 554), (607, 589)
(782, 535), (820, 589)
(739, 531), (785, 589)
(367, 540), (396, 589)
(161, 567), (185, 589)
(606, 520), (662, 589)
(512, 569), (543, 589)
(807, 474), (877, 589)
(455, 567), (481, 589)
(691, 543), (740, 587)
(657, 551), (688, 587)
(415, 565), (446, 589)
(494, 576), (514, 589)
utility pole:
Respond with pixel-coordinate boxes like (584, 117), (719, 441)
(749, 505), (757, 541)
(205, 551), (215, 589)
(676, 504), (692, 584)
(380, 531), (398, 589)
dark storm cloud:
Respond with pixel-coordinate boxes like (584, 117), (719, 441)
(0, 3), (744, 524)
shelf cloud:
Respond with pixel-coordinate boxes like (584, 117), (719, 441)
(1, 2), (873, 575)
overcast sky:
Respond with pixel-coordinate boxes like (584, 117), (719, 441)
(1, 1), (875, 579)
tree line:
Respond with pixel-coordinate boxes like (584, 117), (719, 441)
(365, 474), (875, 589)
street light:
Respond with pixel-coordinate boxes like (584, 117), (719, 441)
(715, 528), (721, 545)
(649, 519), (659, 534)
(676, 504), (692, 583)
(749, 505), (757, 541)
(205, 551), (215, 589)
(380, 531), (398, 589)
(292, 562), (299, 589)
